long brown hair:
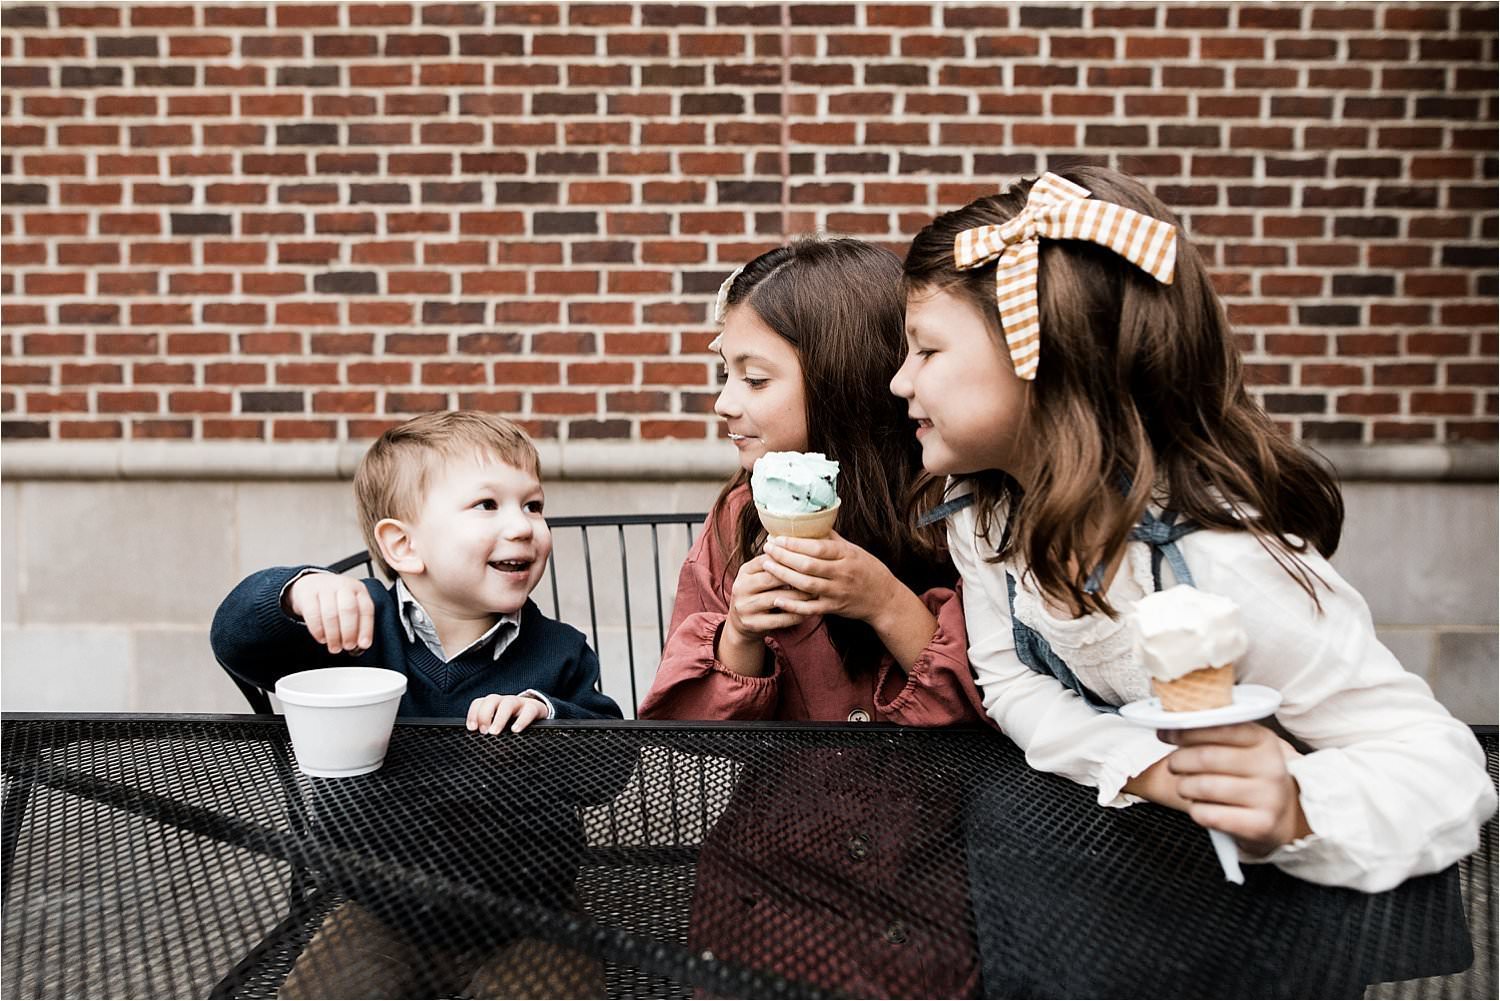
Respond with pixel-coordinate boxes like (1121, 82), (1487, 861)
(903, 166), (1344, 616)
(712, 237), (949, 674)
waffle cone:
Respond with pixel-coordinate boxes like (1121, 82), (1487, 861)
(755, 500), (839, 539)
(1151, 663), (1235, 712)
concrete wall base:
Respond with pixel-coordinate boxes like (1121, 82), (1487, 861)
(3, 465), (1494, 723)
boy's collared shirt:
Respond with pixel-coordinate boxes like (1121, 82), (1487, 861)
(392, 579), (554, 718)
(394, 578), (520, 662)
(281, 569), (556, 718)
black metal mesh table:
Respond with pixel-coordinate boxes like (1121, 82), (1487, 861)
(2, 714), (1495, 999)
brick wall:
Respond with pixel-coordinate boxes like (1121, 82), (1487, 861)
(2, 2), (1495, 447)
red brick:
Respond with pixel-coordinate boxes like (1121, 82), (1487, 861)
(566, 362), (634, 385)
(275, 303), (339, 326)
(458, 271), (527, 294)
(1445, 363), (1499, 387)
(493, 361), (560, 384)
(98, 272), (161, 295)
(269, 419), (338, 440)
(1411, 392), (1476, 416)
(167, 391), (233, 413)
(603, 210), (669, 235)
(169, 334), (232, 355)
(348, 362), (413, 384)
(24, 273), (86, 295)
(59, 420), (125, 439)
(275, 363), (340, 384)
(1299, 364), (1365, 387)
(238, 331), (300, 353)
(243, 273), (306, 295)
(424, 241), (490, 266)
(533, 392), (597, 415)
(3, 363), (54, 385)
(308, 392), (376, 414)
(458, 212), (525, 235)
(27, 392), (90, 413)
(60, 7), (123, 26)
(98, 334), (161, 355)
(170, 34), (232, 56)
(197, 418), (262, 439)
(385, 273), (450, 295)
(607, 271), (673, 295)
(640, 420), (704, 439)
(643, 362), (709, 385)
(97, 391), (162, 414)
(414, 361), (486, 385)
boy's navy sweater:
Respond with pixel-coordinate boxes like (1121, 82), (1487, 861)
(211, 565), (621, 720)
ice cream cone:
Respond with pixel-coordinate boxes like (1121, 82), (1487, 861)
(756, 499), (840, 539)
(1151, 663), (1235, 712)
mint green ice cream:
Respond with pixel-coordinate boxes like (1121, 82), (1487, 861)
(751, 451), (839, 514)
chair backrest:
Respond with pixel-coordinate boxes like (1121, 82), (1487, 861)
(242, 512), (708, 719)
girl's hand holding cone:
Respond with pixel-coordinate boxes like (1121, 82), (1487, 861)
(759, 532), (898, 624)
(1162, 723), (1313, 855)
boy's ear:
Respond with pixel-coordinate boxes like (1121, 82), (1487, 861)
(373, 518), (424, 576)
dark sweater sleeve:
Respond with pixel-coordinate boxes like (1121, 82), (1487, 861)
(541, 626), (623, 721)
(209, 565), (383, 690)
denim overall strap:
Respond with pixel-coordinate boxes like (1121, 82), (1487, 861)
(1128, 508), (1198, 590)
(1005, 508), (1203, 715)
(1005, 572), (1121, 715)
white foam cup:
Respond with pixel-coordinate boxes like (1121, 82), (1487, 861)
(274, 667), (408, 778)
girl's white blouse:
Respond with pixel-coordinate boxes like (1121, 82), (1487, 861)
(948, 493), (1497, 893)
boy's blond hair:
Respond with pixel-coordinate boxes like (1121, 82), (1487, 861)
(353, 411), (541, 578)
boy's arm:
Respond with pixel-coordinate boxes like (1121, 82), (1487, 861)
(535, 630), (623, 720)
(210, 565), (380, 690)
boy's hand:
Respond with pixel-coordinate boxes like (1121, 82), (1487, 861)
(1163, 722), (1312, 856)
(467, 694), (548, 734)
(286, 573), (375, 654)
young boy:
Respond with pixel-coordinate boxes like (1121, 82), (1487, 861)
(211, 409), (621, 731)
(210, 411), (618, 998)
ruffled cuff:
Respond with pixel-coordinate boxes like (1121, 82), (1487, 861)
(679, 614), (781, 687)
(1240, 751), (1345, 870)
(639, 613), (778, 721)
(871, 586), (986, 726)
(753, 631), (789, 686)
(1096, 738), (1174, 809)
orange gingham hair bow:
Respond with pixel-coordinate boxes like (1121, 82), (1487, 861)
(953, 172), (1177, 381)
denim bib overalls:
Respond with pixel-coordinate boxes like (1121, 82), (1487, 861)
(924, 497), (1201, 712)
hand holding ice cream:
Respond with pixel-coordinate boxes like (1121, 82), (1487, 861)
(1124, 585), (1307, 878)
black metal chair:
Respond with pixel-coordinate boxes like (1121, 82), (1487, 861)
(227, 512), (708, 719)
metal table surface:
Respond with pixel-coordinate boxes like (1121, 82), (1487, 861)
(2, 714), (1495, 999)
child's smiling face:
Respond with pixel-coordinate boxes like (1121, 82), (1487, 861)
(891, 287), (1032, 480)
(399, 453), (552, 621)
(713, 305), (810, 472)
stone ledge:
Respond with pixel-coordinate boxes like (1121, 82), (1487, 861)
(1309, 444), (1497, 483)
(1, 440), (1494, 483)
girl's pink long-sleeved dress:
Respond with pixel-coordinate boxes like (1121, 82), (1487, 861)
(639, 486), (991, 998)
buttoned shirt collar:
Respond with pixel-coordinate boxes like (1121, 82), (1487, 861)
(394, 579), (521, 663)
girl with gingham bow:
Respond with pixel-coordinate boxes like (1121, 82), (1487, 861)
(892, 166), (1495, 892)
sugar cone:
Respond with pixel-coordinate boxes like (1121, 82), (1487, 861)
(1151, 663), (1235, 712)
(755, 499), (839, 539)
